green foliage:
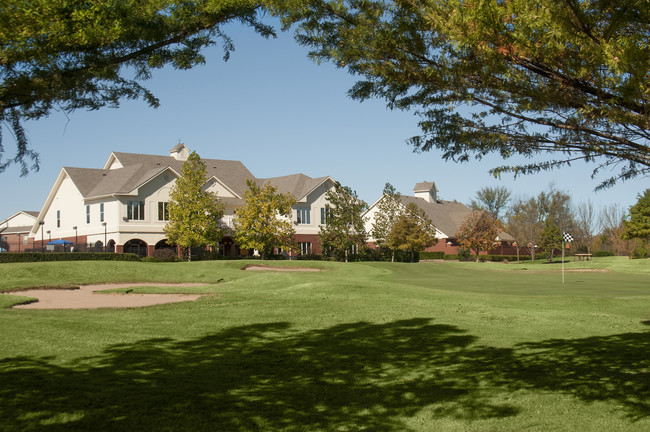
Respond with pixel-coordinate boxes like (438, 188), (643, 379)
(165, 151), (225, 261)
(593, 250), (616, 257)
(386, 202), (437, 262)
(0, 0), (274, 175)
(278, 1), (650, 187)
(622, 189), (650, 240)
(371, 182), (402, 249)
(539, 220), (563, 263)
(469, 186), (511, 220)
(295, 253), (323, 261)
(318, 182), (368, 262)
(0, 252), (140, 263)
(456, 211), (505, 261)
(420, 251), (445, 260)
(630, 242), (648, 260)
(234, 179), (297, 259)
(507, 188), (574, 261)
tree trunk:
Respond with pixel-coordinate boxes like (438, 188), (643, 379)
(345, 249), (348, 263)
(261, 249), (266, 260)
(516, 246), (520, 263)
(187, 247), (191, 262)
(391, 250), (395, 263)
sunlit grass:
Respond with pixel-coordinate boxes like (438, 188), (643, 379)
(0, 258), (648, 431)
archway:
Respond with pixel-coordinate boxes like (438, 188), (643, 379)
(124, 239), (148, 257)
(107, 239), (116, 253)
(93, 241), (103, 252)
(155, 239), (174, 250)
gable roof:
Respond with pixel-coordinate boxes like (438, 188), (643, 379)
(400, 196), (472, 238)
(108, 152), (256, 198)
(367, 194), (514, 241)
(262, 174), (333, 201)
(0, 211), (39, 234)
(413, 181), (437, 193)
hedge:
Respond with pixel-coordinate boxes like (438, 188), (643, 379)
(593, 250), (615, 257)
(420, 251), (445, 260)
(0, 252), (142, 263)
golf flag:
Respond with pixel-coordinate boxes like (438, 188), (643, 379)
(562, 232), (574, 242)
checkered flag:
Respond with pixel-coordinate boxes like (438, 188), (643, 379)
(562, 232), (574, 242)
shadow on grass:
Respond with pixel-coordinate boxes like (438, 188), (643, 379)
(0, 319), (648, 431)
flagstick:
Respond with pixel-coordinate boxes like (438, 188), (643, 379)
(562, 239), (565, 284)
(562, 239), (564, 283)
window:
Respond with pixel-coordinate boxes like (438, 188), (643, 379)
(158, 202), (169, 221)
(56, 210), (61, 228)
(126, 201), (145, 220)
(320, 207), (332, 224)
(299, 242), (312, 255)
(296, 208), (310, 224)
(86, 205), (90, 224)
(100, 203), (104, 222)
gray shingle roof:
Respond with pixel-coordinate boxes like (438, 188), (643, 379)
(0, 225), (32, 234)
(62, 151), (326, 202)
(413, 181), (437, 192)
(400, 196), (471, 238)
(399, 195), (514, 241)
(261, 174), (330, 200)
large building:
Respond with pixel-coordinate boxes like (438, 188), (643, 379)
(363, 182), (514, 255)
(0, 211), (39, 252)
(26, 144), (336, 257)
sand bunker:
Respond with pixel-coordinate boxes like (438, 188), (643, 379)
(5, 283), (208, 310)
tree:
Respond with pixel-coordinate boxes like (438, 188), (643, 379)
(318, 182), (367, 262)
(456, 211), (504, 262)
(280, 1), (650, 187)
(598, 204), (630, 256)
(574, 201), (598, 254)
(165, 151), (225, 261)
(1, 0), (274, 175)
(538, 219), (563, 263)
(469, 186), (511, 220)
(371, 182), (403, 262)
(386, 202), (437, 263)
(233, 179), (297, 260)
(622, 189), (650, 241)
(507, 197), (544, 261)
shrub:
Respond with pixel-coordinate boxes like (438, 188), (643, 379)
(0, 252), (141, 263)
(420, 251), (445, 260)
(535, 251), (550, 260)
(630, 243), (648, 259)
(200, 250), (227, 261)
(457, 248), (472, 261)
(296, 253), (323, 261)
(593, 250), (615, 257)
(150, 248), (180, 262)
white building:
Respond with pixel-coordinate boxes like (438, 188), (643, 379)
(363, 181), (514, 255)
(28, 144), (336, 256)
(0, 211), (39, 252)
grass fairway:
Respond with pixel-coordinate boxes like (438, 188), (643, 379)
(0, 258), (648, 431)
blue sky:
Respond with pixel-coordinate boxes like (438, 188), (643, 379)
(2, 20), (647, 220)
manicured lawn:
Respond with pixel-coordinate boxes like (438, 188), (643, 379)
(0, 258), (648, 431)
